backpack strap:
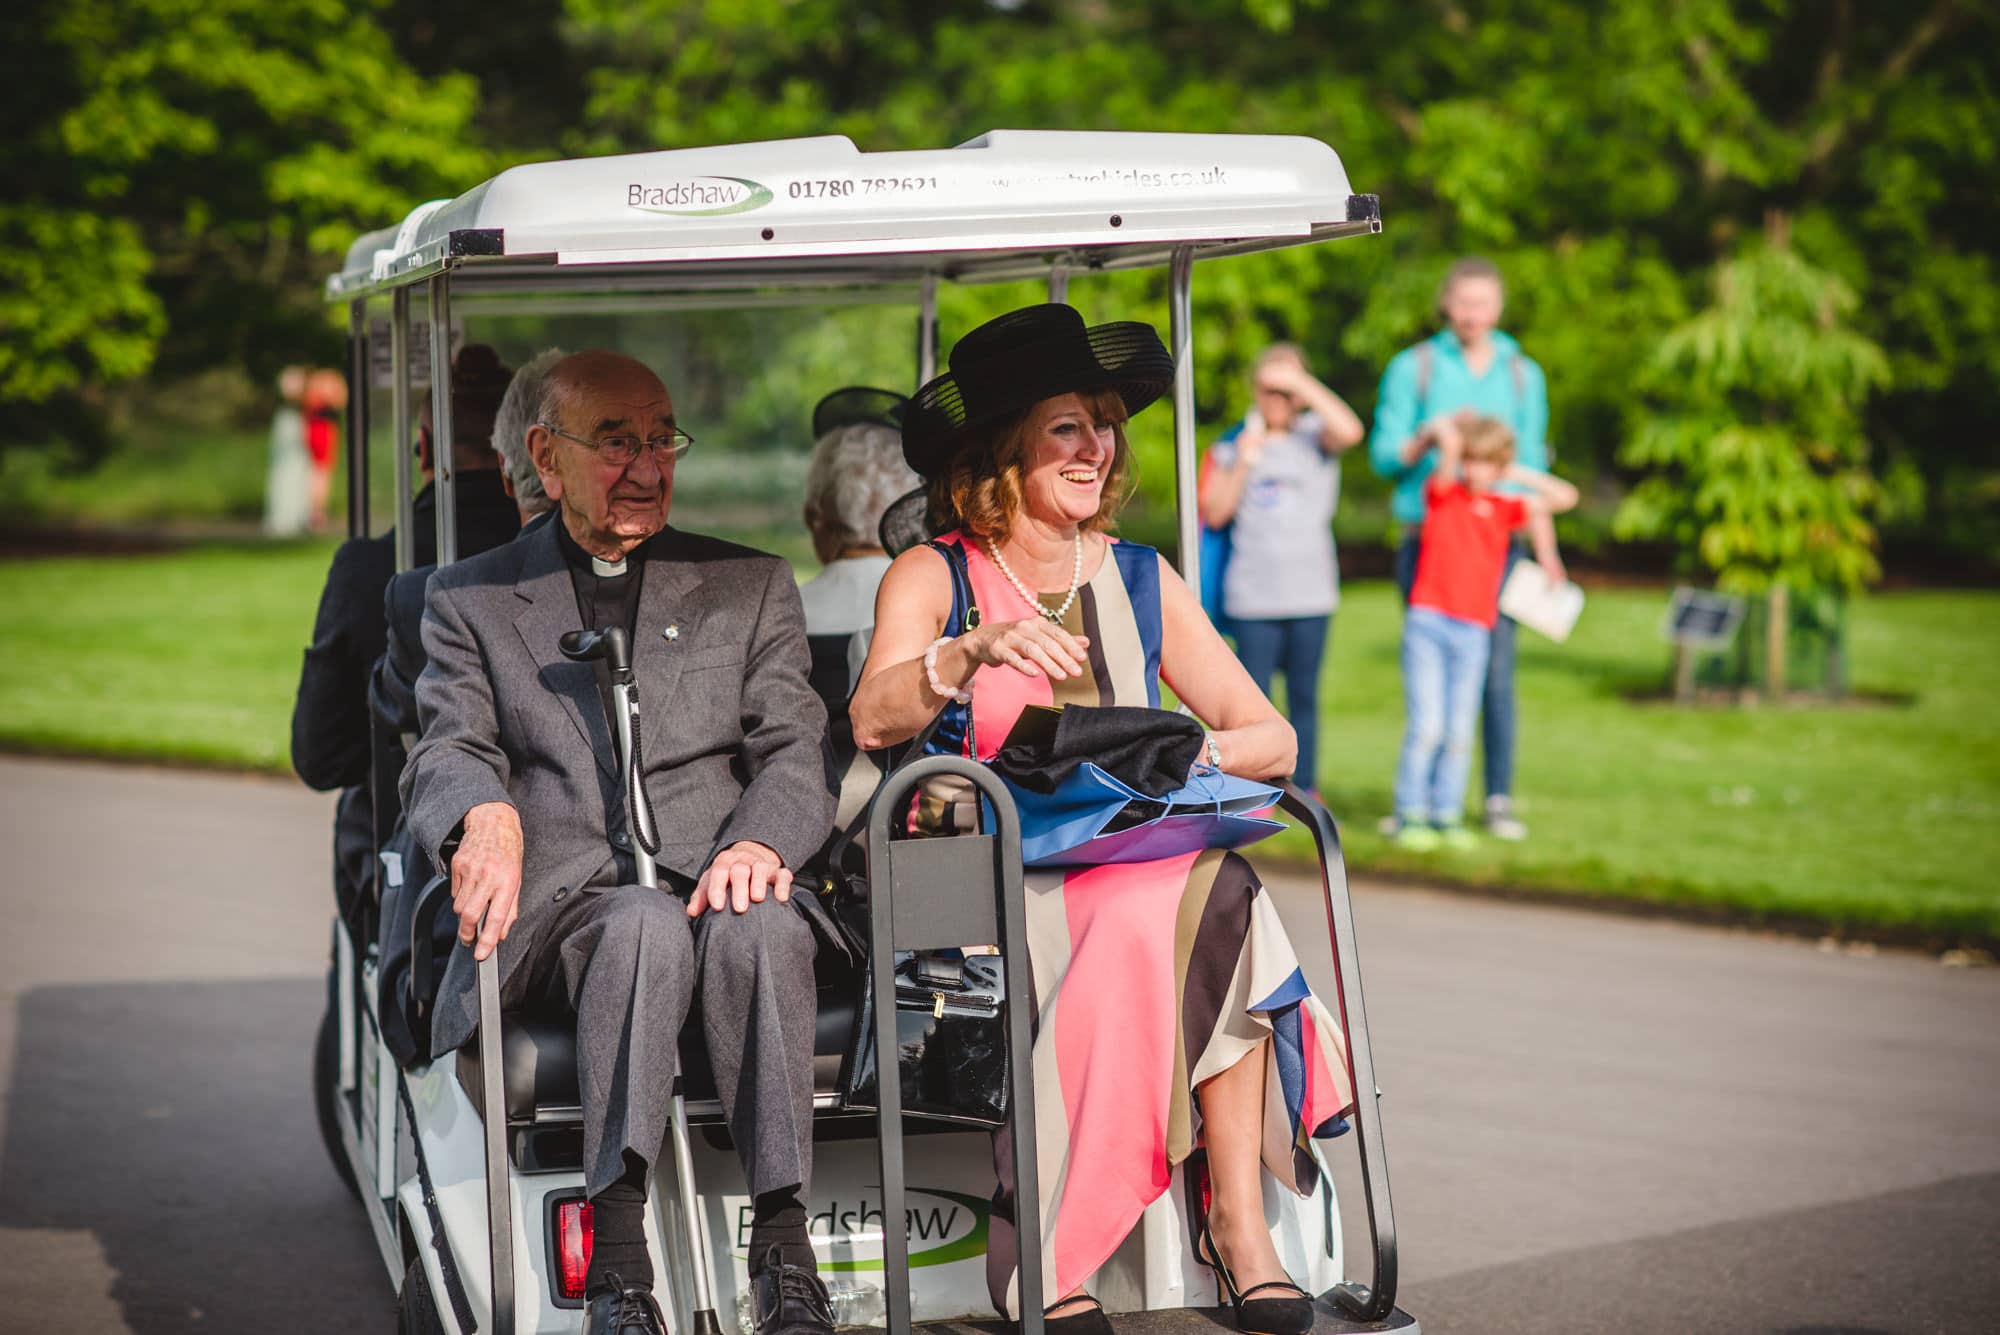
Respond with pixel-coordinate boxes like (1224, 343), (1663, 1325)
(1507, 351), (1546, 464)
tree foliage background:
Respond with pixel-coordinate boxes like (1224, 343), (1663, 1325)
(3, 0), (1995, 564)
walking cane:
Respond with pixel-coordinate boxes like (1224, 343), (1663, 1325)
(561, 626), (724, 1335)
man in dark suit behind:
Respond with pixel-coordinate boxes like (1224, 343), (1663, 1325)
(291, 345), (519, 930)
(402, 351), (837, 1335)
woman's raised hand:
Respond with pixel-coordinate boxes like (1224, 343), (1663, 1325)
(960, 618), (1091, 681)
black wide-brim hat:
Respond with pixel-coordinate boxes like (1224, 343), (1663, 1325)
(901, 303), (1175, 480)
(811, 385), (906, 440)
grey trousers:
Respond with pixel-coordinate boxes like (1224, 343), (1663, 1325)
(508, 883), (819, 1198)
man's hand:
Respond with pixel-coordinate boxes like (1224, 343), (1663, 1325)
(452, 801), (524, 962)
(1402, 414), (1456, 468)
(1538, 552), (1569, 587)
(689, 840), (793, 917)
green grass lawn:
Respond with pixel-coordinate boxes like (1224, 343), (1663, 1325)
(1288, 584), (2000, 942)
(2, 540), (1995, 941)
(0, 540), (334, 770)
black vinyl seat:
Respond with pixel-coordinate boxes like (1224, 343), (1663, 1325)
(807, 631), (861, 776)
(452, 923), (863, 1126)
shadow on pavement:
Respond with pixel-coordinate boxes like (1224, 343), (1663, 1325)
(1401, 1171), (2000, 1335)
(0, 979), (388, 1334)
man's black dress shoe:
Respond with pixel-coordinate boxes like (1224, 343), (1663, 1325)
(585, 1273), (668, 1335)
(750, 1246), (836, 1335)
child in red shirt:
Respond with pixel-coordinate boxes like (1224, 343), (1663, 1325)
(1391, 415), (1577, 849)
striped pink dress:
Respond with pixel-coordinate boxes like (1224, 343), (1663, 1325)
(916, 533), (1355, 1317)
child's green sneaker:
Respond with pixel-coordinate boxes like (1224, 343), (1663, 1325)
(1391, 821), (1441, 852)
(1436, 822), (1479, 851)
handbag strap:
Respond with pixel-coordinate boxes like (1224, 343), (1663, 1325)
(827, 539), (981, 872)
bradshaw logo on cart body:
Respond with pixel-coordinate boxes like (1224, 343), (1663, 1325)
(733, 1187), (988, 1271)
(629, 176), (773, 216)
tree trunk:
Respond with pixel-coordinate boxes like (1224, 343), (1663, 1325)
(1764, 584), (1789, 699)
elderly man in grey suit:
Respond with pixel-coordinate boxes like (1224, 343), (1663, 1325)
(403, 350), (837, 1335)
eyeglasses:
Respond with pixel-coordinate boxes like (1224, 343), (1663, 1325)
(538, 422), (694, 466)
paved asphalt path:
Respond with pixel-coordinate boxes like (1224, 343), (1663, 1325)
(1, 754), (1995, 1335)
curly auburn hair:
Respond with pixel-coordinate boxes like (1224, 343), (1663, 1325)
(926, 388), (1135, 543)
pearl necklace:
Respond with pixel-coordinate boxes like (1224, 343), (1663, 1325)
(986, 534), (1084, 624)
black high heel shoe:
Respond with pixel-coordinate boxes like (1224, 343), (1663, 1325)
(1194, 1222), (1315, 1335)
(1043, 1293), (1114, 1335)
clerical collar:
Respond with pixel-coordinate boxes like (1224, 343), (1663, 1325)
(555, 518), (644, 576)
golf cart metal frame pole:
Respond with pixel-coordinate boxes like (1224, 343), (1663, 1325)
(916, 274), (939, 386)
(1047, 261), (1069, 304)
(346, 301), (370, 541)
(466, 257), (506, 1335)
(428, 273), (458, 566)
(1278, 787), (1401, 1321)
(1167, 246), (1200, 599)
(390, 286), (415, 574)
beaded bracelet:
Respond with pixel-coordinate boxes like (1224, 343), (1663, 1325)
(923, 635), (973, 704)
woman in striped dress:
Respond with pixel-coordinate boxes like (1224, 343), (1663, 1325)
(852, 305), (1353, 1335)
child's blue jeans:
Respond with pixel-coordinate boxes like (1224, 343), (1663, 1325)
(1394, 606), (1492, 824)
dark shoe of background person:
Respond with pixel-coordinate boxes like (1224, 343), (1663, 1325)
(1194, 1222), (1315, 1335)
(1045, 1292), (1115, 1335)
(750, 1246), (836, 1335)
(585, 1273), (668, 1335)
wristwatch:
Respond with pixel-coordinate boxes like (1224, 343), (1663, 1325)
(1204, 733), (1223, 770)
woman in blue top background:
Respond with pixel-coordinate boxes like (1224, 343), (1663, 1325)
(1368, 257), (1557, 841)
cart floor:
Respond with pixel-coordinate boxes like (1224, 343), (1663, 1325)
(911, 1304), (1418, 1334)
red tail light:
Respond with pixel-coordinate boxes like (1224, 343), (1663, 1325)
(556, 1198), (594, 1300)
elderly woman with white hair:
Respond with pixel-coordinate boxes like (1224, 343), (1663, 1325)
(798, 389), (918, 674)
(797, 387), (920, 821)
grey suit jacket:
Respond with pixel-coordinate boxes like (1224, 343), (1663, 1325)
(403, 518), (836, 1055)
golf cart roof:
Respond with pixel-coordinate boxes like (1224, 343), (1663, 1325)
(324, 129), (1378, 301)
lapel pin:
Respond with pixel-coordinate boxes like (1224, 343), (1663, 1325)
(663, 624), (680, 641)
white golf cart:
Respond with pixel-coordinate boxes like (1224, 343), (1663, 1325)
(312, 129), (1413, 1335)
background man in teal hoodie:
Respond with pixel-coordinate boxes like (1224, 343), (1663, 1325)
(1369, 257), (1555, 840)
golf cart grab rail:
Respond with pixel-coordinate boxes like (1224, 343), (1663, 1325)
(862, 753), (1042, 1335)
(326, 130), (1378, 300)
(1278, 784), (1400, 1322)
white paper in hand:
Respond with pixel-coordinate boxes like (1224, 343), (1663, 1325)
(1499, 562), (1585, 643)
